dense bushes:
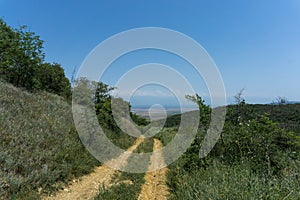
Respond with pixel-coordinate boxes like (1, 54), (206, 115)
(158, 96), (300, 199)
(215, 115), (299, 176)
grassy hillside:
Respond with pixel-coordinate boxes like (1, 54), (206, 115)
(0, 81), (99, 199)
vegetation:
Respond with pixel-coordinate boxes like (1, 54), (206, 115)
(0, 19), (146, 199)
(0, 18), (71, 100)
(158, 93), (300, 199)
(1, 18), (299, 199)
(0, 81), (99, 199)
(164, 103), (300, 134)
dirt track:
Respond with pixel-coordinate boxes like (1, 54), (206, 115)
(43, 137), (169, 200)
(138, 139), (169, 200)
(43, 137), (144, 200)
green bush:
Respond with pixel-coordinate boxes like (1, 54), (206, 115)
(219, 114), (300, 174)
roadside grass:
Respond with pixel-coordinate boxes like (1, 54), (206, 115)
(154, 127), (177, 146)
(156, 124), (300, 200)
(0, 82), (100, 198)
(95, 138), (154, 200)
(103, 128), (137, 151)
(167, 159), (300, 200)
(0, 81), (147, 199)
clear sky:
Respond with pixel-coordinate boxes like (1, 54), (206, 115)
(1, 0), (300, 106)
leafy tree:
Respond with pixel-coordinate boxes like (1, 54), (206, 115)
(0, 19), (44, 89)
(0, 19), (20, 81)
(36, 62), (71, 99)
(94, 82), (115, 114)
(73, 78), (148, 131)
(185, 93), (211, 128)
(0, 18), (71, 99)
(182, 94), (212, 171)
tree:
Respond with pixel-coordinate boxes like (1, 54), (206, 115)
(185, 93), (211, 128)
(94, 82), (115, 114)
(0, 19), (45, 90)
(0, 18), (20, 80)
(36, 62), (71, 99)
(228, 88), (254, 125)
(234, 88), (245, 105)
(274, 96), (288, 105)
(0, 18), (71, 99)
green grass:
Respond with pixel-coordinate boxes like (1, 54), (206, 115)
(0, 81), (151, 199)
(157, 124), (300, 200)
(154, 127), (177, 146)
(167, 159), (300, 200)
(103, 128), (137, 151)
(0, 81), (99, 199)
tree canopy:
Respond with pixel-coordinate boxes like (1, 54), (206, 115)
(0, 18), (71, 99)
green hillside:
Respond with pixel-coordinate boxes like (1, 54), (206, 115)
(0, 81), (99, 199)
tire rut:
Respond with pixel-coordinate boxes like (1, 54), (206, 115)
(138, 138), (169, 200)
(43, 137), (144, 200)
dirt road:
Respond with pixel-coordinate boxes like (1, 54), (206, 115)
(43, 137), (144, 200)
(138, 139), (169, 200)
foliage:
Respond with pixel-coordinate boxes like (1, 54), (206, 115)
(159, 94), (300, 199)
(73, 78), (148, 132)
(232, 103), (300, 133)
(0, 19), (43, 89)
(35, 62), (71, 100)
(1, 17), (300, 199)
(130, 112), (149, 126)
(185, 94), (211, 128)
(220, 114), (300, 174)
(0, 18), (71, 99)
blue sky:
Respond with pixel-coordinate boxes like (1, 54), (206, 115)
(1, 0), (300, 106)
